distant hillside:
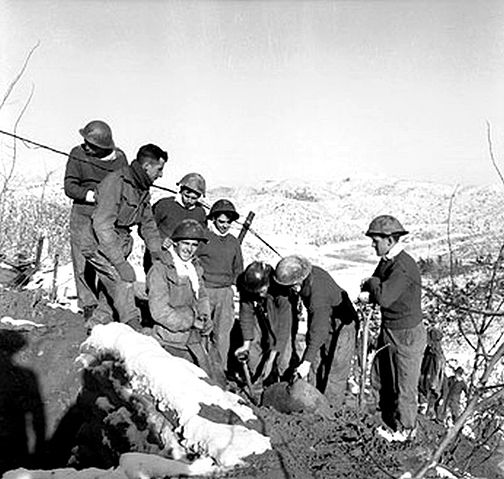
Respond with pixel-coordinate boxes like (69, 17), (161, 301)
(11, 177), (504, 285)
(203, 178), (504, 265)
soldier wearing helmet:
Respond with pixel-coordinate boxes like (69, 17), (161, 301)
(145, 173), (207, 273)
(360, 215), (426, 441)
(153, 172), (207, 242)
(233, 261), (294, 384)
(274, 255), (358, 407)
(196, 199), (243, 373)
(146, 219), (221, 381)
(64, 120), (128, 322)
(83, 143), (168, 331)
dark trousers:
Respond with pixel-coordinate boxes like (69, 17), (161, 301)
(373, 322), (427, 430)
(69, 207), (98, 310)
(84, 234), (140, 328)
(308, 321), (357, 407)
(208, 286), (235, 372)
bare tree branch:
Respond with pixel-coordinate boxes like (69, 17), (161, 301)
(0, 40), (40, 111)
(486, 120), (504, 187)
(446, 185), (458, 289)
(412, 347), (504, 478)
(0, 83), (34, 205)
(423, 284), (504, 317)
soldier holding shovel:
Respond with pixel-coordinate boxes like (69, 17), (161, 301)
(233, 262), (294, 396)
(274, 255), (359, 408)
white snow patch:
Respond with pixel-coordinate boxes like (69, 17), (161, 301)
(435, 465), (458, 478)
(80, 323), (270, 470)
(0, 316), (45, 328)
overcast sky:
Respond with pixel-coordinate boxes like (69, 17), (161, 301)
(1, 0), (504, 190)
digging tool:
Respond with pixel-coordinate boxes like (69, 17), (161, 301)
(237, 354), (260, 405)
(359, 307), (374, 410)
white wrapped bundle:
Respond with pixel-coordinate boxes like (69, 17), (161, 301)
(79, 323), (270, 469)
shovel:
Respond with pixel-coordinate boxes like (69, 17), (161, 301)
(359, 307), (373, 410)
(237, 355), (260, 405)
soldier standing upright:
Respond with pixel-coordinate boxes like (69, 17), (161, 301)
(64, 120), (128, 321)
(197, 199), (243, 373)
(360, 215), (427, 442)
(83, 143), (168, 330)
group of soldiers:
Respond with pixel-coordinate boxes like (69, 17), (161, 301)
(64, 120), (432, 444)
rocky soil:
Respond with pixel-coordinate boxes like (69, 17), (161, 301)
(0, 289), (503, 479)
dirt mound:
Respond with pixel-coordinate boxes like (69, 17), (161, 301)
(1, 288), (503, 478)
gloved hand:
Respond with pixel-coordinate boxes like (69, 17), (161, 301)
(116, 261), (136, 283)
(296, 360), (311, 379)
(193, 315), (212, 336)
(235, 341), (251, 361)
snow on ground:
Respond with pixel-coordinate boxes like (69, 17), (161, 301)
(81, 323), (271, 470)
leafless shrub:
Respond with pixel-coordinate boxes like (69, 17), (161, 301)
(410, 123), (504, 478)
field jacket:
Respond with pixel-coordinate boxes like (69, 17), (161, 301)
(147, 254), (210, 348)
(238, 280), (292, 356)
(90, 166), (162, 266)
(300, 266), (358, 364)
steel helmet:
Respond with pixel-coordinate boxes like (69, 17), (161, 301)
(171, 219), (208, 243)
(274, 255), (312, 286)
(208, 199), (239, 222)
(177, 173), (206, 196)
(79, 120), (115, 149)
(365, 215), (408, 237)
(241, 261), (272, 293)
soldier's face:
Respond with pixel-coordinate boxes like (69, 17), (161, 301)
(83, 141), (112, 158)
(370, 235), (394, 257)
(214, 213), (232, 234)
(145, 159), (166, 183)
(181, 188), (200, 208)
(174, 239), (200, 262)
(256, 285), (269, 297)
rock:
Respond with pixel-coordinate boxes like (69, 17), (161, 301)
(262, 379), (332, 418)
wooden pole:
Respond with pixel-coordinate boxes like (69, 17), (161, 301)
(238, 211), (255, 244)
(51, 253), (59, 302)
(359, 308), (372, 410)
(34, 235), (44, 268)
